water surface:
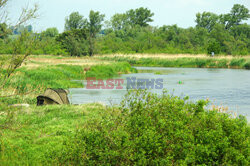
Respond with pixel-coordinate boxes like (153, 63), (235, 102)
(69, 67), (250, 120)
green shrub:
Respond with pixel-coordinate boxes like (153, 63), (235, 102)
(243, 61), (250, 69)
(229, 58), (246, 68)
(56, 90), (250, 165)
(207, 40), (221, 55)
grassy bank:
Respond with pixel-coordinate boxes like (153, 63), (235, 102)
(0, 90), (249, 165)
(0, 56), (135, 104)
(0, 55), (249, 165)
(96, 54), (250, 69)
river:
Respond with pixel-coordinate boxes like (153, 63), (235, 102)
(69, 67), (250, 121)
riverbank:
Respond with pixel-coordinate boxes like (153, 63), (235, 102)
(0, 54), (249, 165)
(95, 54), (250, 69)
(1, 90), (249, 165)
(0, 55), (136, 104)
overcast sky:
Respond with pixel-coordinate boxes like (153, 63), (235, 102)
(6, 0), (250, 32)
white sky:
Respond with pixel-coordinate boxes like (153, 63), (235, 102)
(6, 0), (250, 32)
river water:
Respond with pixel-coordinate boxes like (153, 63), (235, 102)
(69, 67), (250, 121)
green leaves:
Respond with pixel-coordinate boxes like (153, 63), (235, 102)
(126, 7), (154, 27)
(57, 90), (249, 165)
(195, 12), (219, 32)
(64, 12), (88, 31)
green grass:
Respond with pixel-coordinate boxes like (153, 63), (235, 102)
(97, 56), (250, 69)
(0, 56), (249, 165)
(0, 104), (105, 165)
(0, 62), (135, 104)
(1, 90), (248, 165)
(86, 62), (137, 79)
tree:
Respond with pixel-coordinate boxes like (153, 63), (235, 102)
(195, 12), (219, 32)
(56, 29), (88, 56)
(88, 10), (105, 56)
(220, 4), (250, 29)
(41, 27), (59, 38)
(0, 23), (11, 39)
(0, 0), (39, 96)
(126, 7), (154, 27)
(65, 12), (87, 31)
(110, 13), (129, 30)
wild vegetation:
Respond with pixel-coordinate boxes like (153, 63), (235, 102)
(1, 90), (249, 165)
(0, 4), (249, 56)
(96, 54), (250, 69)
(0, 56), (135, 105)
(0, 1), (250, 165)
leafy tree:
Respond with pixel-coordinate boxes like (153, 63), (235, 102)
(210, 24), (235, 54)
(0, 23), (11, 39)
(220, 4), (250, 29)
(110, 13), (129, 30)
(195, 12), (219, 32)
(88, 10), (105, 56)
(207, 39), (221, 54)
(126, 7), (154, 27)
(41, 27), (59, 38)
(65, 12), (87, 31)
(56, 29), (88, 56)
(230, 23), (250, 39)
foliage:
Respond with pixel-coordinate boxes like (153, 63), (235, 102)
(207, 39), (221, 54)
(88, 10), (105, 56)
(0, 104), (105, 165)
(0, 61), (135, 104)
(56, 29), (89, 56)
(86, 62), (137, 79)
(40, 27), (59, 38)
(54, 90), (249, 165)
(0, 5), (249, 56)
(0, 23), (11, 39)
(126, 7), (154, 27)
(220, 4), (250, 29)
(97, 55), (250, 69)
(195, 12), (219, 32)
(64, 12), (87, 31)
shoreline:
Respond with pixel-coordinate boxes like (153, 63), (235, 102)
(95, 54), (250, 70)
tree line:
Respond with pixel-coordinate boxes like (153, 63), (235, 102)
(0, 4), (249, 56)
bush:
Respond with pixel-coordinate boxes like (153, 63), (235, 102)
(207, 40), (221, 55)
(55, 90), (250, 165)
(243, 61), (250, 69)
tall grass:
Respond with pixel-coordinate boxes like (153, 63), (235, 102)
(86, 62), (137, 79)
(0, 104), (105, 165)
(97, 56), (250, 69)
(0, 62), (135, 104)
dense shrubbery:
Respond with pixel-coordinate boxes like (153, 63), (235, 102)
(53, 90), (249, 165)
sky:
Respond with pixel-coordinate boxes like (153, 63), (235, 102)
(6, 0), (250, 32)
